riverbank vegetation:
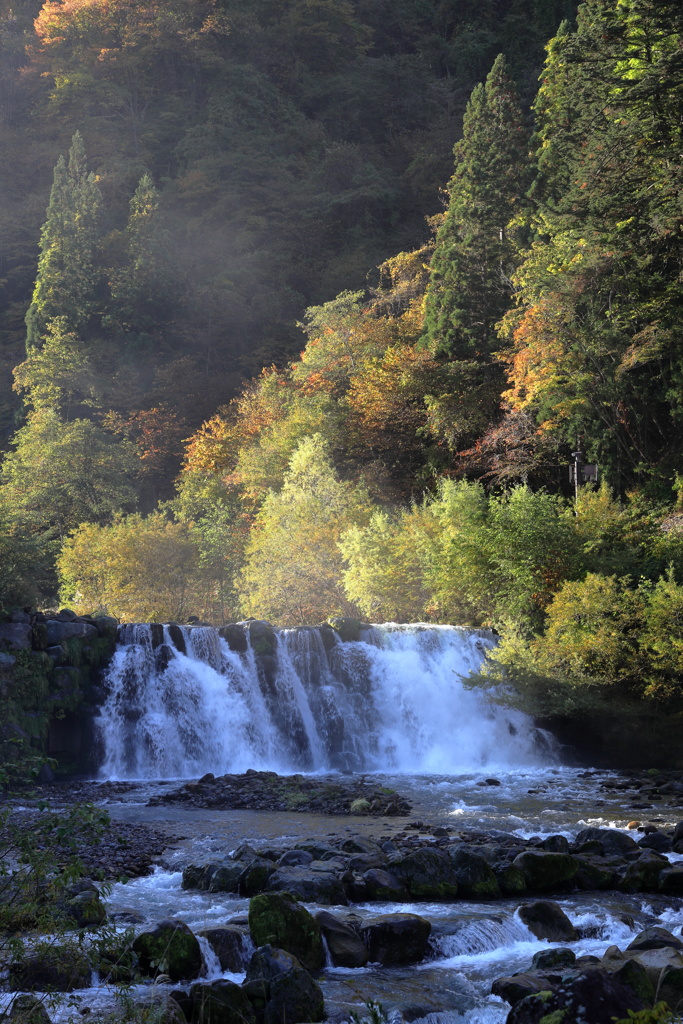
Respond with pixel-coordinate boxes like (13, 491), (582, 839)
(1, 0), (683, 723)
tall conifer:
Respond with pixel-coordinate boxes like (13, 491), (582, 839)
(25, 132), (103, 350)
(423, 55), (530, 359)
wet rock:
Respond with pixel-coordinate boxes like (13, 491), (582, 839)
(265, 966), (325, 1024)
(574, 855), (620, 890)
(9, 946), (92, 991)
(637, 831), (672, 853)
(198, 927), (246, 972)
(6, 995), (52, 1024)
(659, 865), (683, 895)
(218, 624), (248, 653)
(574, 827), (639, 858)
(278, 849), (313, 867)
(538, 834), (569, 853)
(190, 979), (256, 1024)
(315, 910), (368, 968)
(247, 620), (277, 657)
(266, 864), (347, 905)
(248, 892), (324, 971)
(133, 918), (203, 981)
(512, 851), (578, 890)
(530, 947), (576, 971)
(326, 617), (363, 642)
(627, 926), (683, 952)
(506, 969), (645, 1024)
(618, 850), (667, 893)
(391, 847), (458, 898)
(518, 900), (578, 942)
(362, 867), (407, 900)
(239, 857), (277, 897)
(495, 862), (527, 895)
(361, 913), (431, 966)
(449, 846), (500, 898)
(63, 886), (107, 927)
(491, 972), (551, 1005)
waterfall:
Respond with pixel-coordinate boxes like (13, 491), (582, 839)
(98, 622), (549, 780)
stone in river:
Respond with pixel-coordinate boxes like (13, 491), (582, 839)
(574, 827), (639, 857)
(264, 967), (325, 1024)
(190, 979), (256, 1024)
(391, 847), (459, 898)
(198, 927), (247, 972)
(133, 918), (203, 981)
(518, 900), (578, 942)
(248, 892), (324, 971)
(266, 864), (348, 905)
(361, 913), (431, 966)
(449, 846), (500, 898)
(513, 850), (578, 890)
(315, 910), (368, 968)
(362, 868), (407, 901)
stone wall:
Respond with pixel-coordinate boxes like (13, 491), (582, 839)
(0, 608), (118, 773)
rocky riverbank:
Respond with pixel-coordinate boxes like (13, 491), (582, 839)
(179, 820), (683, 905)
(147, 769), (413, 816)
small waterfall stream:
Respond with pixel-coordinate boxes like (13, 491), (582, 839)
(98, 622), (550, 779)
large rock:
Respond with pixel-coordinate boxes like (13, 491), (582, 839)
(9, 946), (92, 991)
(315, 911), (368, 968)
(506, 969), (645, 1024)
(574, 827), (639, 858)
(63, 886), (107, 927)
(46, 620), (98, 645)
(627, 926), (683, 953)
(132, 918), (203, 981)
(6, 995), (52, 1024)
(362, 868), (407, 901)
(198, 927), (246, 972)
(618, 851), (667, 893)
(491, 972), (551, 1005)
(0, 622), (32, 650)
(449, 847), (500, 898)
(659, 865), (683, 895)
(190, 980), (256, 1024)
(239, 857), (276, 897)
(512, 851), (578, 890)
(266, 865), (347, 905)
(264, 968), (325, 1024)
(361, 913), (431, 966)
(518, 900), (578, 942)
(248, 893), (324, 971)
(391, 848), (458, 898)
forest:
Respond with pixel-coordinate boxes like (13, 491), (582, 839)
(1, 0), (683, 722)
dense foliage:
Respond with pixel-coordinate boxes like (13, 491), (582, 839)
(2, 0), (683, 721)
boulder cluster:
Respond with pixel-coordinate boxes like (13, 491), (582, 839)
(493, 922), (683, 1023)
(149, 769), (412, 816)
(181, 823), (683, 905)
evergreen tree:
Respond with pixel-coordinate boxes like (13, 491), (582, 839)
(423, 54), (530, 359)
(106, 173), (179, 334)
(25, 132), (103, 350)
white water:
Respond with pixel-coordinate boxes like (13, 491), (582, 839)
(98, 623), (550, 780)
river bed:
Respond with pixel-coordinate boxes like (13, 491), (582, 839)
(32, 764), (682, 1024)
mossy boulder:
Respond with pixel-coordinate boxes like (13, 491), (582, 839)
(449, 847), (499, 898)
(361, 913), (431, 966)
(6, 995), (52, 1024)
(132, 918), (203, 981)
(64, 887), (107, 927)
(518, 900), (578, 942)
(248, 892), (324, 971)
(512, 850), (578, 890)
(392, 847), (459, 898)
(247, 621), (277, 657)
(265, 967), (325, 1024)
(190, 980), (256, 1024)
(9, 945), (92, 991)
(326, 618), (362, 642)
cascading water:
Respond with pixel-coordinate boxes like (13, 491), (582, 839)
(98, 622), (551, 779)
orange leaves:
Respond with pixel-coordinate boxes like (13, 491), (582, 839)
(499, 296), (573, 416)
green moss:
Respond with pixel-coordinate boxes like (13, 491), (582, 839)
(248, 892), (324, 971)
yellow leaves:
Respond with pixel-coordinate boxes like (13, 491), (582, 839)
(499, 297), (572, 413)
